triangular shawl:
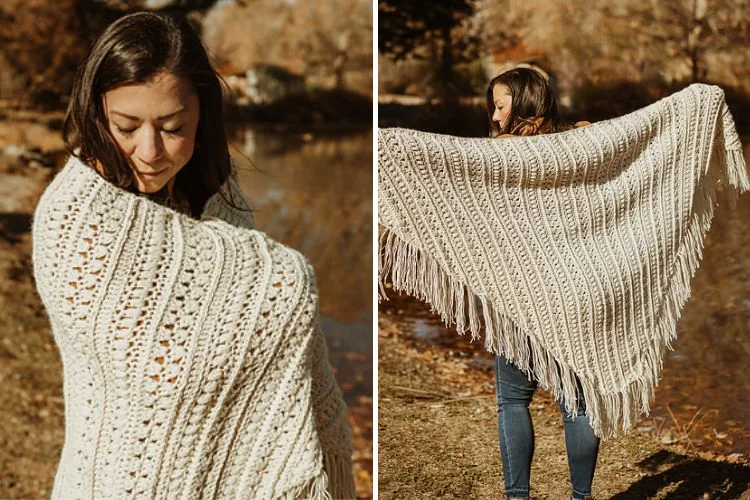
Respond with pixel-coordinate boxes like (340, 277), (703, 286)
(32, 156), (356, 498)
(378, 83), (750, 439)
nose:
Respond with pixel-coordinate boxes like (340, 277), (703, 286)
(136, 126), (163, 165)
(492, 108), (502, 123)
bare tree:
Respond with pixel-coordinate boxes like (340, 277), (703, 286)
(203, 0), (372, 92)
(202, 1), (299, 72)
(379, 0), (478, 96)
(599, 0), (750, 84)
(476, 0), (750, 98)
(0, 0), (227, 108)
(289, 0), (372, 89)
(0, 0), (99, 107)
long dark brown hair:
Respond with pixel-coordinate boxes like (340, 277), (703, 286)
(63, 11), (246, 218)
(486, 67), (574, 138)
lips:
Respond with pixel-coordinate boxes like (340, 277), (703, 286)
(135, 168), (167, 178)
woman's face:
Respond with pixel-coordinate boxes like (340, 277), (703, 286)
(492, 83), (513, 131)
(102, 71), (200, 194)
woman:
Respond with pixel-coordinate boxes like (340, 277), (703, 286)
(487, 67), (598, 500)
(379, 68), (747, 499)
(32, 12), (355, 499)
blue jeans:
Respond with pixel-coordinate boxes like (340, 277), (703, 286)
(494, 354), (599, 499)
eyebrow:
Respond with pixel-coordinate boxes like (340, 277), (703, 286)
(110, 107), (185, 121)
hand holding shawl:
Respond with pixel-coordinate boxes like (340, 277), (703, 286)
(378, 83), (749, 438)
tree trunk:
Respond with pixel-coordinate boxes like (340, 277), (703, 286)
(438, 25), (455, 100)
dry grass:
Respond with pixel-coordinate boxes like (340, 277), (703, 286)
(378, 312), (750, 499)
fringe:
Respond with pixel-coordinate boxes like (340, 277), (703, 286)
(380, 227), (611, 438)
(281, 450), (355, 500)
(585, 146), (724, 437)
(321, 449), (356, 500)
(715, 99), (750, 208)
(282, 471), (331, 500)
(377, 134), (738, 439)
(379, 226), (591, 429)
(718, 148), (750, 209)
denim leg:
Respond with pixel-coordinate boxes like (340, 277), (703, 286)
(557, 376), (600, 499)
(495, 354), (537, 499)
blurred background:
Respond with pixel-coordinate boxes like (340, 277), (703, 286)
(379, 0), (750, 134)
(378, 1), (750, 498)
(0, 0), (372, 497)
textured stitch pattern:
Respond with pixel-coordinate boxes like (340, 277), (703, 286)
(378, 84), (750, 439)
(31, 156), (356, 499)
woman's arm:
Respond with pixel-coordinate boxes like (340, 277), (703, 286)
(32, 158), (128, 329)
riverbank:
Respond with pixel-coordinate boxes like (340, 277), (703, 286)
(378, 300), (750, 499)
(225, 88), (372, 133)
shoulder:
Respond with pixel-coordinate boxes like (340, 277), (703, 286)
(33, 156), (91, 225)
(574, 120), (592, 128)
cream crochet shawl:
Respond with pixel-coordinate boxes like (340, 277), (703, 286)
(378, 84), (749, 439)
(32, 156), (355, 499)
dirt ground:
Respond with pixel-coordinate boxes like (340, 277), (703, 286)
(0, 162), (63, 497)
(378, 308), (750, 500)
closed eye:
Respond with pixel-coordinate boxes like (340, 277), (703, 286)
(114, 125), (183, 136)
(115, 125), (136, 136)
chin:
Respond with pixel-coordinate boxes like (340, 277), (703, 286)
(137, 186), (164, 194)
(131, 166), (176, 194)
(134, 179), (169, 194)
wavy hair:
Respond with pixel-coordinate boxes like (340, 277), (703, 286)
(63, 11), (247, 218)
(486, 67), (574, 138)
